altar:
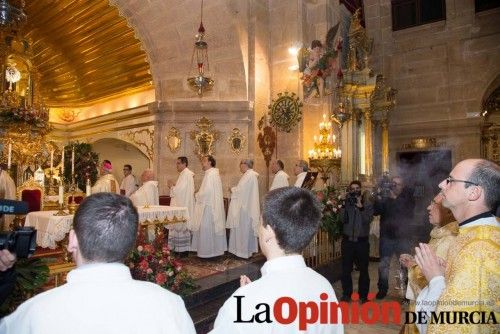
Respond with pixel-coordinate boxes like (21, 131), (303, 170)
(25, 205), (189, 249)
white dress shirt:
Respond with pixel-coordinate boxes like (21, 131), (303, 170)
(0, 263), (195, 334)
(211, 255), (344, 333)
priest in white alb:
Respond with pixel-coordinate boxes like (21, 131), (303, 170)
(91, 160), (120, 194)
(167, 156), (194, 252)
(191, 155), (227, 258)
(269, 159), (289, 191)
(227, 159), (260, 258)
(120, 164), (137, 197)
(293, 159), (309, 187)
(129, 169), (159, 207)
(0, 164), (16, 230)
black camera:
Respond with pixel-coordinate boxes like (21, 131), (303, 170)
(345, 190), (361, 206)
(376, 173), (396, 199)
(0, 199), (36, 258)
(0, 227), (37, 259)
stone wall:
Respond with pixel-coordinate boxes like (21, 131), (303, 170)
(363, 0), (500, 168)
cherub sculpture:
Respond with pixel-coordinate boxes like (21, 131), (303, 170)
(298, 23), (341, 99)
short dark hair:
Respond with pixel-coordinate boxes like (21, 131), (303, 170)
(466, 160), (500, 210)
(207, 155), (216, 167)
(277, 160), (284, 170)
(349, 180), (362, 188)
(262, 187), (321, 254)
(124, 164), (132, 171)
(103, 159), (111, 165)
(73, 193), (138, 263)
(177, 156), (188, 167)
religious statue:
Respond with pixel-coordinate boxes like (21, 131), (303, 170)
(347, 8), (373, 72)
(298, 23), (342, 99)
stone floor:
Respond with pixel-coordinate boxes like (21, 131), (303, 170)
(332, 257), (406, 333)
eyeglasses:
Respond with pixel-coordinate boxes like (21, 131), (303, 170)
(445, 176), (478, 186)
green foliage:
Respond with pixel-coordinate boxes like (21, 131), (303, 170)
(0, 257), (49, 315)
(63, 142), (99, 190)
(315, 186), (343, 240)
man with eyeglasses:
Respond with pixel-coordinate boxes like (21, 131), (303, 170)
(414, 159), (499, 334)
(373, 175), (415, 300)
(120, 164), (138, 197)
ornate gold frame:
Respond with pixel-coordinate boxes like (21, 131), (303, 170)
(190, 117), (219, 158)
(227, 128), (246, 155)
(166, 127), (182, 153)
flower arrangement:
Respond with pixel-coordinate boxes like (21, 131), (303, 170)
(316, 186), (343, 240)
(126, 230), (197, 296)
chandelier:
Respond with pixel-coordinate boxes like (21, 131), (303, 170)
(187, 0), (214, 96)
(308, 113), (341, 185)
(0, 0), (52, 168)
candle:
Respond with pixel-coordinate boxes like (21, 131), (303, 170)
(314, 135), (317, 143)
(7, 143), (11, 169)
(86, 179), (91, 197)
(71, 146), (75, 177)
(58, 185), (64, 204)
(50, 150), (54, 170)
(61, 146), (65, 174)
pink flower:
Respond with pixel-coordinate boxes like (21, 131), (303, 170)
(316, 191), (325, 201)
(139, 260), (149, 271)
(137, 245), (143, 252)
(144, 244), (155, 254)
(146, 268), (153, 274)
(156, 272), (167, 285)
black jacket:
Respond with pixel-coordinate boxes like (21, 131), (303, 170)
(373, 187), (415, 239)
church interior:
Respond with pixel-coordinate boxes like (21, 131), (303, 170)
(0, 0), (498, 332)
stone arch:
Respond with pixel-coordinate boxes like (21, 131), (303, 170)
(91, 138), (150, 182)
(109, 0), (248, 101)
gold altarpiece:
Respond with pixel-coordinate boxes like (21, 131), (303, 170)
(335, 12), (397, 185)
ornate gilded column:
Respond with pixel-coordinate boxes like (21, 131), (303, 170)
(363, 109), (373, 179)
(381, 119), (389, 172)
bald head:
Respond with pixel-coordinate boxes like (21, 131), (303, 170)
(141, 169), (155, 183)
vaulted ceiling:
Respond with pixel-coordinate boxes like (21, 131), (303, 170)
(23, 0), (153, 107)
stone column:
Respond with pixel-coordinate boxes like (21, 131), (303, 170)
(381, 118), (389, 173)
(363, 109), (373, 179)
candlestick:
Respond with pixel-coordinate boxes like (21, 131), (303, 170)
(61, 146), (65, 174)
(86, 178), (91, 197)
(58, 184), (64, 204)
(7, 142), (11, 169)
(71, 146), (75, 178)
(50, 150), (54, 170)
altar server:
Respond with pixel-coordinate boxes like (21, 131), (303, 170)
(120, 164), (137, 197)
(0, 193), (195, 334)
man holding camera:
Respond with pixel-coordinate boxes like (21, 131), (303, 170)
(374, 176), (415, 299)
(340, 181), (373, 302)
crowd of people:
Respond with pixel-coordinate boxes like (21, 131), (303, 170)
(0, 158), (497, 333)
(88, 156), (304, 259)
